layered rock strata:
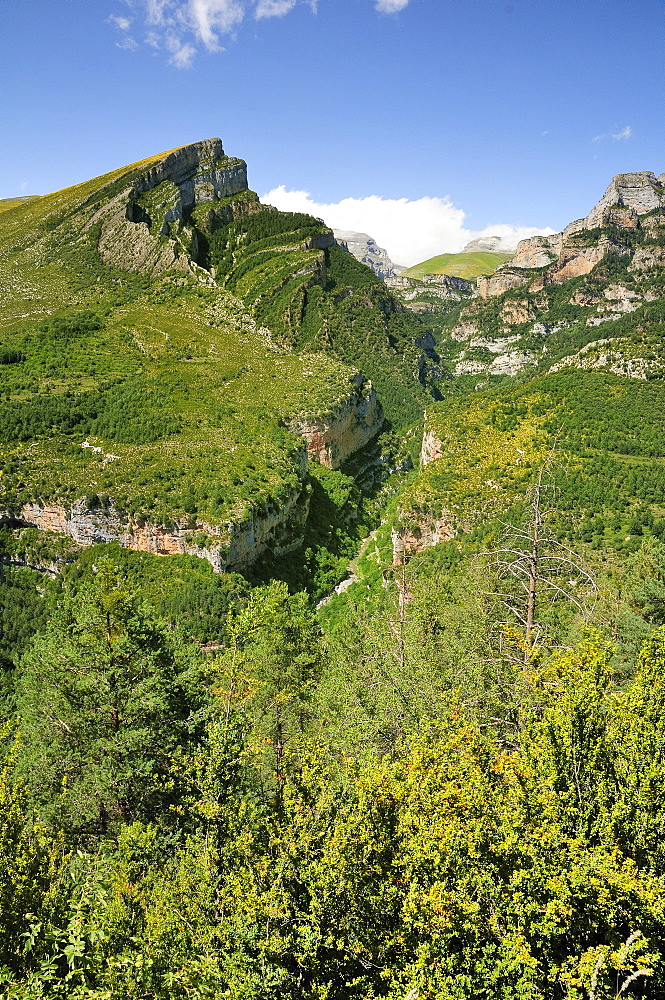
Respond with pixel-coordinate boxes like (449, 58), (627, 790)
(8, 470), (310, 575)
(478, 171), (664, 299)
(392, 513), (456, 565)
(333, 230), (404, 279)
(85, 138), (256, 276)
(289, 375), (384, 468)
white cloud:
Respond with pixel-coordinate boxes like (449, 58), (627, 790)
(145, 0), (174, 25)
(375, 0), (410, 11)
(109, 14), (133, 30)
(261, 186), (554, 266)
(189, 0), (244, 50)
(255, 0), (298, 17)
(166, 34), (197, 65)
(593, 124), (633, 144)
(117, 35), (140, 49)
(612, 125), (633, 141)
(118, 0), (402, 65)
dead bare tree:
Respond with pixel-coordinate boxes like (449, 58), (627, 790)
(482, 447), (597, 664)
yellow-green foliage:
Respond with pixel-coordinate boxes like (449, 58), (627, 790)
(396, 370), (665, 550)
(398, 392), (548, 531)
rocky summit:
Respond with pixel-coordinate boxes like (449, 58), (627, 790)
(430, 168), (665, 381)
(333, 229), (405, 278)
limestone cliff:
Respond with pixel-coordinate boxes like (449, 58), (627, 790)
(333, 230), (404, 279)
(478, 170), (665, 299)
(392, 513), (456, 565)
(288, 375), (384, 468)
(9, 463), (310, 575)
(3, 377), (385, 573)
(85, 138), (258, 276)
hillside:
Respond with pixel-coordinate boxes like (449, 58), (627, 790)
(0, 195), (38, 213)
(402, 248), (512, 280)
(0, 139), (437, 586)
(325, 169), (665, 637)
(4, 156), (665, 999)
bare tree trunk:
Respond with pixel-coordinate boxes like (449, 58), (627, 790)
(275, 709), (284, 799)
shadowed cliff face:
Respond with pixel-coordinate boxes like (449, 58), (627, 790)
(11, 480), (309, 575)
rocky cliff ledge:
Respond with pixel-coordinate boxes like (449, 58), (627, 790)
(85, 138), (256, 276)
(478, 171), (665, 298)
(4, 379), (384, 573)
(9, 468), (309, 575)
(289, 375), (384, 468)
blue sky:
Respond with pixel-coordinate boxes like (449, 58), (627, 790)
(1, 0), (663, 263)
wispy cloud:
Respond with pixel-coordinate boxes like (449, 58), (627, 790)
(109, 0), (406, 66)
(108, 12), (140, 50)
(375, 0), (410, 11)
(612, 125), (633, 141)
(189, 0), (245, 50)
(255, 0), (298, 17)
(116, 35), (140, 50)
(593, 124), (633, 143)
(261, 186), (553, 266)
(108, 14), (133, 30)
(167, 34), (197, 66)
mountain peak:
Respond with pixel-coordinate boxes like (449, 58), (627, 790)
(584, 170), (664, 228)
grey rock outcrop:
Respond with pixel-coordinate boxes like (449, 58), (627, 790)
(477, 170), (664, 299)
(333, 230), (405, 279)
(85, 138), (257, 276)
(462, 234), (517, 253)
(585, 172), (665, 228)
(8, 480), (310, 575)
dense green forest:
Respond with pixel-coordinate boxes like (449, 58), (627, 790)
(2, 145), (665, 998)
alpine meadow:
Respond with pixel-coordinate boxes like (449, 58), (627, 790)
(2, 130), (665, 1000)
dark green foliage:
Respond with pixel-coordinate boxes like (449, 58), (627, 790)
(0, 378), (181, 445)
(62, 543), (249, 643)
(15, 565), (207, 834)
(209, 209), (433, 428)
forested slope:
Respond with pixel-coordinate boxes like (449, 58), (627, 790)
(2, 152), (665, 998)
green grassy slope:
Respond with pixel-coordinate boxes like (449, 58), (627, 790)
(0, 196), (39, 213)
(0, 150), (366, 536)
(403, 250), (512, 280)
(209, 212), (435, 427)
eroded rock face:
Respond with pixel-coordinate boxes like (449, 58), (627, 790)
(585, 172), (665, 228)
(477, 268), (535, 298)
(10, 471), (310, 574)
(86, 138), (255, 276)
(478, 170), (664, 299)
(392, 513), (456, 565)
(421, 427), (445, 466)
(289, 375), (384, 468)
(510, 235), (560, 269)
(333, 231), (404, 279)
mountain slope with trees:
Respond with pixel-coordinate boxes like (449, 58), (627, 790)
(1, 150), (665, 998)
